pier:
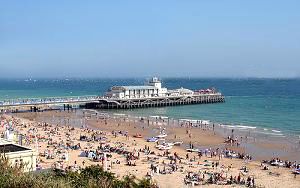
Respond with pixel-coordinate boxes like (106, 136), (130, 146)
(0, 95), (100, 112)
(0, 93), (224, 112)
(85, 93), (225, 109)
(0, 78), (225, 112)
(92, 77), (225, 109)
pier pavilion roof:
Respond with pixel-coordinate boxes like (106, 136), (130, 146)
(120, 86), (157, 90)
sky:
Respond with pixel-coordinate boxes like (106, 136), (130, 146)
(1, 0), (300, 78)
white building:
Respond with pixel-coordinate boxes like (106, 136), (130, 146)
(0, 139), (37, 172)
(106, 77), (168, 99)
(167, 87), (194, 96)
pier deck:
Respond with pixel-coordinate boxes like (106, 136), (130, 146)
(0, 93), (225, 111)
(0, 95), (99, 111)
(85, 93), (225, 109)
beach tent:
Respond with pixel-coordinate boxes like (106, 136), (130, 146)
(79, 151), (87, 157)
(293, 169), (300, 174)
(147, 137), (158, 142)
(88, 152), (96, 159)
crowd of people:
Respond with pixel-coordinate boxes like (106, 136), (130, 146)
(1, 111), (299, 187)
(262, 158), (300, 173)
(184, 171), (256, 187)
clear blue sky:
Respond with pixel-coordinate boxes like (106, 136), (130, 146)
(1, 0), (300, 78)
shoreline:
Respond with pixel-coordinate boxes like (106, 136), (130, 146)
(104, 109), (300, 161)
(96, 104), (300, 140)
(12, 109), (300, 162)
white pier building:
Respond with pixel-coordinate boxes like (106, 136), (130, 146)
(0, 77), (224, 111)
(106, 77), (168, 99)
(105, 77), (196, 99)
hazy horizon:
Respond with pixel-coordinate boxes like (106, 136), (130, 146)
(1, 76), (300, 80)
(1, 1), (300, 78)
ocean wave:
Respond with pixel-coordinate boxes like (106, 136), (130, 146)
(271, 129), (281, 133)
(220, 124), (256, 130)
(255, 131), (285, 137)
(225, 95), (271, 98)
(235, 125), (256, 129)
(83, 109), (98, 113)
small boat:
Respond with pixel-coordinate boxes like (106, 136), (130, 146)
(173, 141), (183, 146)
(156, 134), (167, 138)
(186, 148), (199, 153)
(159, 145), (172, 150)
(156, 143), (173, 150)
(156, 145), (172, 150)
(133, 134), (142, 138)
(226, 152), (238, 158)
(166, 142), (174, 146)
(271, 161), (284, 166)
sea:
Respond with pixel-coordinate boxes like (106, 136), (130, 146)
(1, 78), (300, 137)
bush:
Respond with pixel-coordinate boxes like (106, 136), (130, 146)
(0, 157), (156, 188)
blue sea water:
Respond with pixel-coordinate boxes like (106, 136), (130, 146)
(0, 78), (299, 135)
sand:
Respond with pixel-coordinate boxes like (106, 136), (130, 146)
(1, 110), (299, 188)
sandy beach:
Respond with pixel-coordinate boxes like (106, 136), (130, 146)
(1, 110), (300, 188)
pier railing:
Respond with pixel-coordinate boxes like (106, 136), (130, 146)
(0, 95), (100, 107)
(0, 92), (225, 109)
(87, 93), (225, 109)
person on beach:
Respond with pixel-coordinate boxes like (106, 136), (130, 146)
(3, 111), (300, 188)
